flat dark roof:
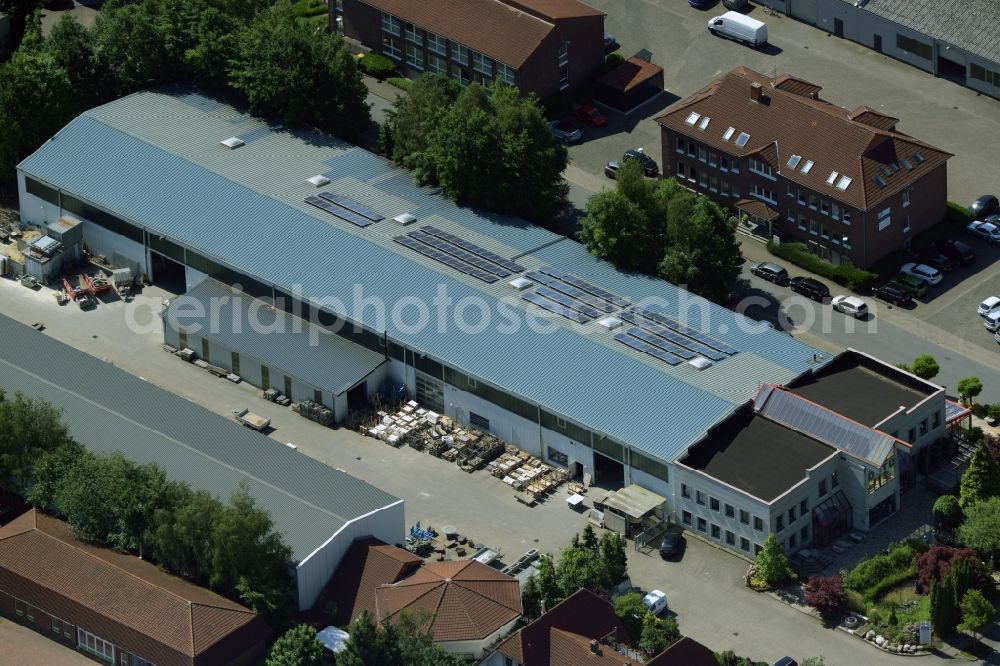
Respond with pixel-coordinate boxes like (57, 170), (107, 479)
(681, 408), (834, 502)
(788, 354), (934, 427)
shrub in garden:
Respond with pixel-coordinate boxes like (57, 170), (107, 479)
(753, 533), (793, 587)
(843, 544), (916, 593)
(932, 495), (963, 528)
(804, 574), (845, 620)
(915, 546), (981, 594)
(358, 53), (396, 79)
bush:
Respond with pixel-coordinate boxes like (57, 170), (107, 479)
(916, 546), (981, 594)
(386, 76), (411, 91)
(767, 240), (877, 291)
(843, 545), (916, 594)
(292, 0), (328, 18)
(932, 495), (963, 528)
(606, 52), (625, 68)
(357, 53), (396, 79)
(945, 201), (973, 229)
(804, 574), (845, 620)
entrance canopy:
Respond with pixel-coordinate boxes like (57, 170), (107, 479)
(596, 484), (666, 521)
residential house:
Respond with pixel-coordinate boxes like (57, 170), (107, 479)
(656, 67), (952, 268)
(332, 0), (606, 100)
(0, 509), (269, 666)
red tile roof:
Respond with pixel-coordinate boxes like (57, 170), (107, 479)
(358, 0), (555, 68)
(656, 67), (951, 211)
(548, 628), (634, 665)
(0, 510), (266, 660)
(374, 559), (522, 641)
(328, 537), (422, 626)
(646, 636), (718, 665)
(597, 57), (664, 94)
(494, 588), (630, 665)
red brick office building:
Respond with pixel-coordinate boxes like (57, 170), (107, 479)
(655, 67), (951, 269)
(0, 510), (269, 666)
(333, 0), (606, 101)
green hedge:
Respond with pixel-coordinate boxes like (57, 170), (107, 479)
(387, 77), (412, 91)
(292, 0), (328, 17)
(863, 566), (918, 605)
(945, 201), (973, 228)
(767, 241), (877, 291)
(358, 53), (397, 80)
(844, 545), (916, 594)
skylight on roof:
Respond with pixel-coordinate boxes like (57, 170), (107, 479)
(686, 112), (701, 125)
(874, 175), (887, 188)
(723, 127), (736, 141)
(801, 160), (814, 174)
(698, 116), (711, 130)
(836, 175), (853, 191)
(734, 132), (750, 147)
(902, 158), (913, 170)
(889, 162), (899, 173)
(827, 171), (839, 185)
(913, 152), (925, 164)
(787, 155), (802, 168)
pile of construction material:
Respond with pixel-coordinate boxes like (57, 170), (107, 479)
(292, 400), (334, 426)
(360, 400), (568, 499)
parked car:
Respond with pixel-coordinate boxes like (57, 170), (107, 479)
(749, 261), (789, 285)
(872, 283), (913, 306)
(604, 161), (620, 179)
(966, 220), (1000, 244)
(969, 194), (999, 218)
(772, 658), (798, 666)
(603, 33), (620, 53)
(984, 311), (1000, 332)
(659, 532), (684, 559)
(548, 119), (582, 144)
(688, 0), (711, 7)
(723, 0), (749, 8)
(574, 104), (607, 127)
(934, 238), (975, 264)
(831, 295), (868, 318)
(900, 262), (943, 285)
(789, 276), (830, 301)
(622, 148), (659, 176)
(891, 273), (928, 297)
(707, 11), (768, 47)
(643, 589), (668, 615)
(918, 250), (955, 273)
(978, 296), (1000, 316)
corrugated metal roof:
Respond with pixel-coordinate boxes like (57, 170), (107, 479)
(165, 279), (387, 396)
(754, 385), (895, 466)
(17, 89), (826, 463)
(860, 0), (1000, 64)
(0, 314), (400, 565)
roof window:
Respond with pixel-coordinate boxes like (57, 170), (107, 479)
(723, 127), (735, 141)
(734, 132), (750, 147)
(836, 175), (853, 191)
(697, 116), (711, 130)
(787, 155), (802, 169)
(685, 112), (701, 125)
(307, 175), (330, 187)
(912, 152), (925, 164)
(220, 137), (245, 149)
(826, 171), (839, 185)
(801, 160), (814, 174)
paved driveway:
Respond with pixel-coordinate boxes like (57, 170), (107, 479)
(0, 619), (92, 666)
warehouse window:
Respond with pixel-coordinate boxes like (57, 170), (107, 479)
(445, 367), (539, 423)
(61, 193), (144, 244)
(415, 374), (444, 412)
(725, 530), (735, 546)
(469, 412), (490, 431)
(753, 516), (763, 531)
(201, 338), (210, 364)
(697, 517), (706, 532)
(725, 503), (735, 518)
(14, 598), (25, 617)
(630, 451), (668, 482)
(740, 509), (749, 524)
(592, 435), (624, 462)
(387, 340), (405, 361)
(682, 510), (692, 526)
(25, 176), (60, 205)
(711, 524), (720, 539)
(547, 447), (568, 466)
(52, 617), (61, 634)
(895, 34), (932, 60)
(413, 354), (443, 379)
(540, 410), (591, 445)
(710, 497), (720, 512)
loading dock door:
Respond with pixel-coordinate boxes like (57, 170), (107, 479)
(789, 0), (817, 24)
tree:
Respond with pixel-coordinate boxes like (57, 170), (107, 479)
(754, 533), (792, 586)
(534, 553), (562, 611)
(958, 589), (994, 650)
(25, 440), (86, 509)
(579, 187), (657, 271)
(147, 486), (226, 584)
(957, 377), (983, 405)
(613, 592), (648, 643)
(0, 0), (42, 55)
(0, 388), (75, 493)
(916, 546), (982, 594)
(597, 531), (628, 588)
(228, 0), (369, 138)
(803, 574), (845, 620)
(556, 545), (598, 597)
(521, 573), (541, 620)
(337, 609), (463, 666)
(658, 196), (743, 303)
(959, 441), (1000, 510)
(580, 524), (600, 553)
(339, 611), (394, 666)
(638, 611), (680, 655)
(92, 0), (169, 96)
(44, 15), (102, 108)
(932, 495), (963, 528)
(911, 354), (940, 380)
(714, 650), (768, 666)
(385, 74), (461, 170)
(266, 624), (327, 666)
(958, 497), (1000, 561)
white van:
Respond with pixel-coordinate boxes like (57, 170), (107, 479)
(708, 11), (768, 47)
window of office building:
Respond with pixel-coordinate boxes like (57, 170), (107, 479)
(788, 506), (796, 522)
(78, 628), (115, 662)
(800, 499), (808, 515)
(382, 35), (401, 59)
(558, 66), (569, 90)
(405, 22), (423, 43)
(776, 515), (784, 531)
(682, 510), (692, 525)
(710, 497), (720, 512)
(427, 54), (447, 76)
(725, 530), (735, 546)
(451, 63), (470, 85)
(711, 524), (721, 539)
(697, 517), (707, 532)
(381, 12), (401, 36)
(696, 490), (705, 505)
(725, 504), (735, 518)
(426, 31), (446, 55)
(819, 479), (828, 496)
(452, 43), (469, 66)
(698, 146), (707, 162)
(682, 483), (691, 499)
(753, 516), (763, 531)
(496, 62), (516, 86)
(739, 509), (749, 524)
(741, 537), (750, 551)
(405, 43), (423, 69)
(472, 51), (492, 75)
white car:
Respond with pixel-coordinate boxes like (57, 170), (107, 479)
(643, 589), (668, 615)
(985, 312), (1000, 332)
(978, 296), (1000, 316)
(900, 263), (943, 286)
(967, 220), (1000, 244)
(831, 295), (869, 318)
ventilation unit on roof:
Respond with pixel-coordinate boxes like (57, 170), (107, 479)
(723, 127), (736, 141)
(392, 213), (417, 226)
(597, 316), (623, 330)
(307, 175), (330, 187)
(685, 112), (701, 125)
(508, 277), (533, 291)
(220, 137), (245, 149)
(688, 356), (713, 371)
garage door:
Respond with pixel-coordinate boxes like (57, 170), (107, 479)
(789, 0), (817, 24)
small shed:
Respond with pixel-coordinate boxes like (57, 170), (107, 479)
(595, 58), (664, 112)
(595, 484), (666, 537)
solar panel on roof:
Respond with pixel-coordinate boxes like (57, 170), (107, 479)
(620, 312), (726, 361)
(536, 266), (630, 308)
(625, 327), (697, 359)
(521, 291), (588, 323)
(614, 332), (682, 366)
(317, 192), (384, 221)
(305, 196), (372, 228)
(409, 231), (512, 278)
(525, 271), (618, 314)
(633, 308), (740, 355)
(534, 286), (601, 320)
(420, 226), (525, 273)
(393, 235), (498, 283)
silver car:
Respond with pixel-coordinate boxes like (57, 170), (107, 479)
(548, 120), (582, 144)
